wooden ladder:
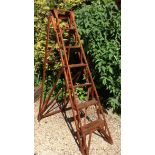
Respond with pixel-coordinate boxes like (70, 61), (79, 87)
(38, 9), (113, 155)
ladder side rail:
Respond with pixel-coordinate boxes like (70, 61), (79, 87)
(70, 12), (102, 121)
(41, 67), (64, 114)
(38, 15), (51, 120)
(76, 48), (91, 101)
(51, 14), (79, 127)
(71, 11), (107, 119)
(53, 10), (88, 153)
(41, 70), (65, 115)
(70, 11), (113, 143)
(50, 12), (86, 153)
(43, 88), (63, 116)
(54, 10), (83, 128)
(70, 11), (100, 103)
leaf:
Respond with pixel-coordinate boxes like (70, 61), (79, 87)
(109, 66), (113, 74)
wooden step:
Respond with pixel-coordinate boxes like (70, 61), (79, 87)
(58, 10), (70, 15)
(81, 119), (104, 135)
(57, 10), (70, 16)
(65, 28), (75, 31)
(56, 28), (75, 32)
(47, 60), (54, 65)
(65, 45), (80, 49)
(65, 28), (76, 33)
(71, 83), (92, 88)
(58, 13), (70, 20)
(69, 63), (87, 68)
(77, 99), (98, 110)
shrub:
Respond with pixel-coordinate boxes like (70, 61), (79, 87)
(34, 0), (85, 86)
(34, 0), (121, 112)
(75, 0), (121, 111)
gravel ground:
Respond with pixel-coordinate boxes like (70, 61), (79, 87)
(34, 101), (121, 155)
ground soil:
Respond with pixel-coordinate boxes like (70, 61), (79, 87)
(34, 101), (121, 155)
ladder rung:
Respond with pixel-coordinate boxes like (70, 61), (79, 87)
(65, 28), (76, 33)
(81, 119), (104, 135)
(47, 47), (53, 52)
(69, 63), (87, 68)
(77, 99), (98, 110)
(65, 28), (75, 30)
(47, 60), (54, 65)
(57, 10), (70, 16)
(56, 28), (75, 34)
(72, 83), (92, 88)
(58, 14), (69, 20)
(65, 46), (80, 49)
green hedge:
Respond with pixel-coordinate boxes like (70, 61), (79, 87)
(34, 0), (85, 86)
(34, 0), (121, 112)
(75, 0), (121, 111)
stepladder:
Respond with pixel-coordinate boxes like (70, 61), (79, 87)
(38, 9), (113, 155)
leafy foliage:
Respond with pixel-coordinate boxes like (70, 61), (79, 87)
(34, 0), (121, 112)
(34, 0), (49, 85)
(75, 87), (87, 101)
(34, 0), (85, 86)
(75, 0), (121, 111)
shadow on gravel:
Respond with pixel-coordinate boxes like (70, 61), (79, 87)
(58, 102), (110, 151)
